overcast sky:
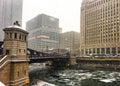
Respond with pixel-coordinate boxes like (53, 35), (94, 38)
(23, 0), (82, 32)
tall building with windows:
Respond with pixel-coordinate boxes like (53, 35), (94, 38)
(60, 31), (80, 55)
(0, 0), (23, 41)
(80, 0), (120, 55)
(26, 14), (61, 52)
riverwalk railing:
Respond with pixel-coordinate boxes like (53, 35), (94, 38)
(77, 57), (120, 61)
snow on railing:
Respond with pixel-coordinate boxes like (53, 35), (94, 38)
(0, 55), (10, 69)
(0, 81), (5, 86)
(0, 55), (7, 62)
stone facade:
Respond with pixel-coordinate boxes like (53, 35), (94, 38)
(0, 25), (29, 86)
(80, 0), (120, 56)
(10, 61), (29, 86)
(0, 61), (11, 85)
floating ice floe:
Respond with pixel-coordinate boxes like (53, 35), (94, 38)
(86, 73), (92, 77)
(66, 81), (75, 86)
(63, 79), (70, 81)
(77, 73), (86, 76)
(100, 78), (116, 83)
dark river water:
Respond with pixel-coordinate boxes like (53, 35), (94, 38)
(29, 65), (120, 86)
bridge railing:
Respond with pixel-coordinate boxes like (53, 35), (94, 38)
(0, 55), (10, 69)
(27, 48), (70, 59)
(29, 52), (70, 59)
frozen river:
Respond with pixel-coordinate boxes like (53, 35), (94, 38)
(29, 66), (120, 86)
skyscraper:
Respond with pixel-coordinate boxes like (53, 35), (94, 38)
(0, 0), (23, 41)
(60, 31), (80, 55)
(26, 14), (61, 51)
(80, 0), (120, 55)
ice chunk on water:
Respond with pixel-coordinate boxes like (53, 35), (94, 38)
(100, 78), (116, 83)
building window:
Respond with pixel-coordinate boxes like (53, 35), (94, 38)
(18, 71), (19, 77)
(118, 47), (120, 53)
(19, 49), (21, 53)
(97, 48), (100, 54)
(6, 33), (9, 39)
(10, 33), (12, 39)
(101, 48), (105, 54)
(24, 49), (26, 53)
(24, 70), (26, 75)
(14, 33), (17, 39)
(93, 48), (95, 53)
(19, 34), (21, 39)
(6, 50), (10, 55)
(25, 35), (26, 41)
(106, 48), (110, 54)
(112, 47), (116, 55)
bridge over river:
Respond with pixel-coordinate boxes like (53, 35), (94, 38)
(0, 25), (72, 86)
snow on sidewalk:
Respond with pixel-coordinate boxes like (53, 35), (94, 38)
(33, 80), (56, 86)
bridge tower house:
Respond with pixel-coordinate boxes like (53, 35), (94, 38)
(3, 25), (29, 85)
